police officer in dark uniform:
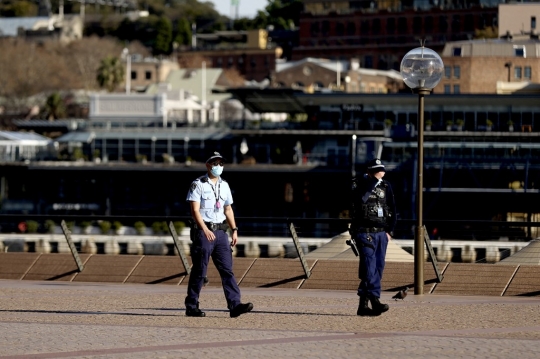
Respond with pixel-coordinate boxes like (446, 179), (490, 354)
(184, 151), (253, 318)
(350, 158), (396, 316)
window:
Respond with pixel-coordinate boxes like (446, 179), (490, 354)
(322, 21), (330, 36)
(413, 16), (422, 33)
(346, 22), (356, 36)
(364, 55), (373, 69)
(444, 66), (451, 79)
(131, 71), (137, 80)
(514, 46), (526, 58)
(453, 66), (460, 79)
(336, 22), (345, 36)
(425, 16), (433, 33)
(216, 57), (223, 66)
(515, 67), (522, 79)
(532, 16), (536, 30)
(524, 66), (532, 80)
(397, 17), (407, 33)
(453, 84), (460, 94)
(372, 18), (381, 35)
(439, 15), (448, 32)
(386, 18), (395, 34)
(145, 71), (152, 80)
(452, 47), (462, 56)
(444, 84), (451, 94)
(310, 22), (319, 36)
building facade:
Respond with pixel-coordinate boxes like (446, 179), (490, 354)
(437, 39), (540, 94)
(271, 57), (404, 93)
(296, 0), (499, 70)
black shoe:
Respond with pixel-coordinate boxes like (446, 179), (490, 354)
(369, 296), (389, 316)
(186, 308), (206, 317)
(230, 302), (253, 318)
(357, 296), (374, 316)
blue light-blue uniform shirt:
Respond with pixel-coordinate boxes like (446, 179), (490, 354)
(186, 174), (233, 223)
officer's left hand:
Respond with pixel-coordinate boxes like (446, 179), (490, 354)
(386, 232), (392, 241)
(230, 231), (238, 247)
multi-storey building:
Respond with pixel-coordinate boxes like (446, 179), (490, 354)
(187, 29), (281, 82)
(437, 38), (540, 94)
(297, 0), (500, 70)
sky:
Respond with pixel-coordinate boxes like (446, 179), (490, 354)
(208, 0), (268, 19)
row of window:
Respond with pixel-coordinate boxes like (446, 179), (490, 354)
(515, 66), (532, 80)
(444, 84), (460, 94)
(130, 71), (152, 81)
(444, 66), (461, 79)
(453, 46), (528, 58)
(308, 12), (496, 37)
(445, 65), (533, 81)
(213, 56), (271, 68)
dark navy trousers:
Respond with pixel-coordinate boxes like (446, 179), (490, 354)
(356, 231), (388, 298)
(185, 229), (241, 311)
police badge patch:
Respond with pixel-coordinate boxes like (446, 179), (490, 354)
(376, 187), (385, 198)
(190, 182), (197, 192)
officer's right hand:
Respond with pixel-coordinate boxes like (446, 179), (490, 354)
(204, 228), (216, 241)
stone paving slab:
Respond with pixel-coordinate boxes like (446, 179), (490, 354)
(1, 280), (540, 359)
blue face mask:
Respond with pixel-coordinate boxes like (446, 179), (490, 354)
(211, 165), (223, 177)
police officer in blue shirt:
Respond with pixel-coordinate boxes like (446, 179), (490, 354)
(184, 152), (253, 318)
(350, 158), (396, 316)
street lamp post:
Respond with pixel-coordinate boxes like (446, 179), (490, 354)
(400, 44), (443, 295)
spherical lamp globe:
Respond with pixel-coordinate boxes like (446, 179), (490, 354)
(400, 47), (444, 89)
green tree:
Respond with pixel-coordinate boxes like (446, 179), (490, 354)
(96, 56), (125, 92)
(254, 0), (303, 30)
(45, 92), (66, 120)
(154, 16), (173, 55)
(0, 0), (37, 17)
(174, 18), (192, 46)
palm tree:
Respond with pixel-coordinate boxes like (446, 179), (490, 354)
(96, 56), (125, 92)
(45, 92), (66, 120)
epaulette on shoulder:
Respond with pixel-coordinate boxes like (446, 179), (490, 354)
(220, 177), (227, 183)
(196, 175), (208, 183)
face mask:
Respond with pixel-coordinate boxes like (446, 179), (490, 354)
(211, 165), (223, 177)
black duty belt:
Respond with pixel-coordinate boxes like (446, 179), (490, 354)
(356, 227), (385, 233)
(196, 221), (229, 231)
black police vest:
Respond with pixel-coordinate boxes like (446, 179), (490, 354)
(356, 181), (391, 226)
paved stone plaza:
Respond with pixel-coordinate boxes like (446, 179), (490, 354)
(0, 280), (539, 359)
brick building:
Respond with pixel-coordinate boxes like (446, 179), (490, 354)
(296, 0), (499, 70)
(437, 39), (540, 94)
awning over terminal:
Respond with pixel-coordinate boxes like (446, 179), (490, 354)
(223, 88), (306, 114)
(54, 128), (231, 143)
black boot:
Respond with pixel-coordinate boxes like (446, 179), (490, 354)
(357, 296), (373, 316)
(369, 296), (389, 316)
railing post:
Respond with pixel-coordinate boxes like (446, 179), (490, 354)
(423, 225), (443, 283)
(60, 220), (84, 272)
(168, 221), (191, 275)
(287, 220), (311, 278)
